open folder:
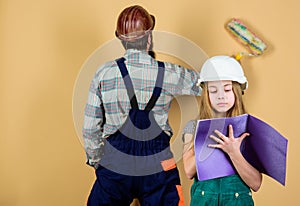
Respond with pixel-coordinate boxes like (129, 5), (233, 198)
(194, 114), (288, 185)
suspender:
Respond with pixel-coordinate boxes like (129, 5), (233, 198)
(116, 58), (139, 109)
(116, 57), (165, 111)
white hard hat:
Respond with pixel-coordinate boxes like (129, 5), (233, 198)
(198, 55), (248, 90)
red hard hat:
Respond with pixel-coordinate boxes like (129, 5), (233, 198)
(115, 5), (155, 41)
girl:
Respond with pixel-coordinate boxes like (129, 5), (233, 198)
(182, 55), (262, 206)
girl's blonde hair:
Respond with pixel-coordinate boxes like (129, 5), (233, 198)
(199, 81), (246, 120)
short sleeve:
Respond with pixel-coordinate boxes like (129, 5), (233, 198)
(182, 120), (197, 143)
(183, 120), (197, 135)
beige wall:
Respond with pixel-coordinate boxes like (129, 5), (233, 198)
(1, 0), (299, 205)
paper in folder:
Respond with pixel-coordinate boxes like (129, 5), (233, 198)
(194, 114), (288, 185)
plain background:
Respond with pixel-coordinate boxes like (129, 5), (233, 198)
(1, 0), (299, 205)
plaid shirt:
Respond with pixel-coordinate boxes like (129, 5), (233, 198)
(83, 49), (201, 167)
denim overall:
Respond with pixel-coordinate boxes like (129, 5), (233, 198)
(190, 175), (254, 206)
(88, 57), (184, 206)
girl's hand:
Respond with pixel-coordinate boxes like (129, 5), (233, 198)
(208, 124), (249, 156)
(208, 125), (262, 191)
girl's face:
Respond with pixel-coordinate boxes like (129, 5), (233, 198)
(207, 80), (235, 117)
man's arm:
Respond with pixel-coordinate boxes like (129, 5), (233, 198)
(164, 63), (201, 96)
(82, 76), (105, 168)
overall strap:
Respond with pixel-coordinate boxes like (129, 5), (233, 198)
(144, 61), (165, 111)
(116, 57), (139, 109)
(116, 58), (165, 111)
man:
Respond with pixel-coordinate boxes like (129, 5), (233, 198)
(83, 5), (201, 205)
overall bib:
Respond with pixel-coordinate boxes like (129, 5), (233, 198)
(88, 57), (184, 206)
(190, 175), (254, 206)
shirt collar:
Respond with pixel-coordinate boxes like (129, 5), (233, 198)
(124, 49), (153, 64)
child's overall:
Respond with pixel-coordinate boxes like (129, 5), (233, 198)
(88, 57), (184, 206)
(191, 175), (254, 206)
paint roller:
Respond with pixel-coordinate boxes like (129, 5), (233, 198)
(225, 18), (267, 60)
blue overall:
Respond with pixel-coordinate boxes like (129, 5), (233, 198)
(87, 57), (184, 206)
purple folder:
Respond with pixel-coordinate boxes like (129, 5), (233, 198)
(194, 114), (288, 186)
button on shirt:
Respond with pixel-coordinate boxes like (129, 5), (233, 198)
(83, 49), (201, 167)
